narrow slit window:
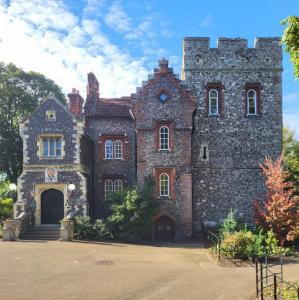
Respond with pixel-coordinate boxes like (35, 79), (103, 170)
(247, 89), (257, 115)
(209, 89), (219, 115)
(160, 173), (169, 197)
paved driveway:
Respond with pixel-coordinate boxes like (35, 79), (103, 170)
(0, 241), (298, 300)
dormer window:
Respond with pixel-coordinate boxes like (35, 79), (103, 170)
(247, 89), (257, 115)
(208, 89), (219, 115)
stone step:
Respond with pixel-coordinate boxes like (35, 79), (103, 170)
(21, 225), (60, 241)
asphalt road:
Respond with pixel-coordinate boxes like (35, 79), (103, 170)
(0, 241), (298, 300)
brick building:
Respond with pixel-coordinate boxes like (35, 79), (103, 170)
(16, 37), (283, 241)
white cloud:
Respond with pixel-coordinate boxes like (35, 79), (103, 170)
(105, 1), (131, 33)
(0, 0), (149, 98)
(199, 15), (213, 28)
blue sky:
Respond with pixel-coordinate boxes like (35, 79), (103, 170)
(0, 0), (298, 136)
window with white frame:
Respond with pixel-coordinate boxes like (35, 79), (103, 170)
(42, 137), (62, 158)
(114, 140), (123, 159)
(208, 89), (218, 115)
(247, 89), (257, 115)
(114, 179), (123, 193)
(159, 126), (169, 150)
(104, 179), (113, 199)
(105, 140), (113, 159)
(160, 173), (169, 197)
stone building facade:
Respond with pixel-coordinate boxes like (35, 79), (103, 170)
(16, 37), (283, 241)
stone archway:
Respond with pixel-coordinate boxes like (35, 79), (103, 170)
(154, 215), (175, 242)
(41, 189), (64, 224)
(34, 183), (68, 225)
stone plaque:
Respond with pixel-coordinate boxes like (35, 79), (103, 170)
(45, 168), (57, 183)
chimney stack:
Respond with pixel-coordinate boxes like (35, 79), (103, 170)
(87, 72), (99, 100)
(68, 89), (84, 116)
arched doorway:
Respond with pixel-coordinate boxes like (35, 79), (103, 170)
(41, 189), (64, 224)
(154, 215), (175, 242)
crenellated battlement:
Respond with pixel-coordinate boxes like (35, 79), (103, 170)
(182, 37), (282, 78)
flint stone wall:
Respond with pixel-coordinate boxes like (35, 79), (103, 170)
(182, 37), (283, 232)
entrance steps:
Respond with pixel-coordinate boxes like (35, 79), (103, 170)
(21, 224), (60, 241)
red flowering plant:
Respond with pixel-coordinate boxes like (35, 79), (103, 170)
(254, 155), (299, 246)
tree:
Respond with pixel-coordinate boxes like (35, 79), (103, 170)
(283, 127), (299, 195)
(281, 16), (299, 79)
(0, 62), (66, 182)
(254, 155), (299, 245)
(106, 176), (157, 242)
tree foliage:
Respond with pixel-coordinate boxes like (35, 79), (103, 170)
(281, 16), (299, 79)
(254, 155), (299, 245)
(106, 177), (157, 242)
(0, 62), (66, 182)
(283, 127), (299, 195)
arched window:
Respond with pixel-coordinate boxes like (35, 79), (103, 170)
(247, 89), (257, 115)
(114, 140), (123, 159)
(114, 179), (123, 193)
(105, 140), (113, 159)
(209, 89), (218, 115)
(160, 173), (169, 197)
(159, 126), (169, 150)
(104, 179), (113, 199)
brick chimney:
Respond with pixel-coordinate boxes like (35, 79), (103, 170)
(68, 88), (84, 116)
(87, 72), (99, 100)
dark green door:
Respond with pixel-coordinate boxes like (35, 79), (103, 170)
(41, 189), (64, 224)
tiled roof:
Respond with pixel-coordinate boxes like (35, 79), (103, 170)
(94, 97), (132, 118)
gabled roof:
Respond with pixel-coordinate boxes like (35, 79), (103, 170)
(19, 94), (74, 124)
(91, 97), (133, 119)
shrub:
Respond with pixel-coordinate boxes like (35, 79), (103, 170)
(74, 216), (113, 241)
(220, 209), (238, 236)
(106, 176), (156, 242)
(0, 197), (13, 222)
(221, 230), (256, 259)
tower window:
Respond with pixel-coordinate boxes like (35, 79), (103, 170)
(42, 137), (62, 158)
(208, 89), (219, 115)
(247, 89), (257, 115)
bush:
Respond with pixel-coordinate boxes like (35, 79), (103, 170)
(221, 230), (256, 259)
(106, 178), (156, 242)
(0, 198), (13, 222)
(220, 209), (238, 236)
(74, 216), (113, 241)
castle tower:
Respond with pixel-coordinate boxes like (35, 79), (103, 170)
(182, 37), (283, 233)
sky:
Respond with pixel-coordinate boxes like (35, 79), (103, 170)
(0, 0), (298, 137)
